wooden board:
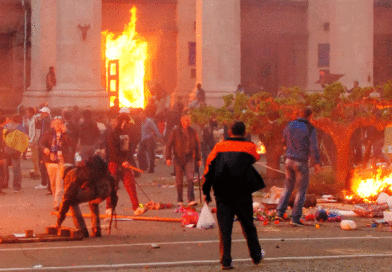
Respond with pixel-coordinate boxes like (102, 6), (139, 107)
(0, 234), (83, 244)
(50, 212), (181, 222)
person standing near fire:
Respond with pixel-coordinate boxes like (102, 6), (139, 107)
(166, 114), (201, 206)
(202, 121), (265, 270)
(35, 107), (52, 192)
(137, 110), (162, 173)
(276, 107), (322, 226)
(26, 107), (41, 179)
(39, 117), (71, 211)
(104, 113), (146, 216)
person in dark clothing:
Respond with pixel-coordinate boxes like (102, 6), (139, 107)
(203, 121), (265, 270)
(276, 107), (321, 226)
(105, 114), (146, 216)
(36, 107), (52, 192)
(46, 66), (56, 92)
(166, 114), (201, 206)
(127, 109), (142, 176)
(138, 110), (162, 173)
(63, 111), (79, 164)
(189, 83), (206, 109)
(55, 155), (115, 237)
(201, 118), (218, 167)
(165, 102), (184, 176)
(78, 110), (100, 161)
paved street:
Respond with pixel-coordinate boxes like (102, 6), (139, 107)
(0, 157), (391, 271)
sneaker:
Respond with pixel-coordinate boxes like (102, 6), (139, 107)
(253, 249), (265, 265)
(177, 202), (184, 206)
(35, 184), (47, 189)
(275, 216), (286, 222)
(188, 201), (198, 206)
(221, 263), (234, 270)
(105, 208), (112, 222)
(134, 206), (147, 216)
(290, 220), (305, 227)
(13, 190), (21, 194)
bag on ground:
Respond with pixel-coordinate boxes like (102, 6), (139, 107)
(196, 203), (215, 230)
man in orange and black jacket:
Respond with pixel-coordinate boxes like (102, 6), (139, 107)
(202, 121), (265, 270)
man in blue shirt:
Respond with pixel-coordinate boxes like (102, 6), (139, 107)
(137, 110), (162, 173)
(276, 107), (321, 226)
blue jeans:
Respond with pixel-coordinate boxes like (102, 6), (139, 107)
(277, 158), (309, 222)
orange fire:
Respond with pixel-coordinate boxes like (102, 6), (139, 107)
(257, 142), (266, 154)
(350, 166), (392, 202)
(103, 7), (148, 108)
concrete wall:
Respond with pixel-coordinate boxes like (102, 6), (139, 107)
(241, 1), (308, 95)
(307, 0), (330, 91)
(176, 0), (196, 95)
(374, 5), (392, 85)
(0, 2), (26, 111)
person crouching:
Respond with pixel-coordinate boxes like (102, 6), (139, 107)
(55, 155), (115, 237)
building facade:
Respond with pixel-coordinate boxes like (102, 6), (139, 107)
(0, 0), (391, 110)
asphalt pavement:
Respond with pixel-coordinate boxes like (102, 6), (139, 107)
(0, 157), (391, 271)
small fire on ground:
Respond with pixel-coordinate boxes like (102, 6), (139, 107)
(257, 142), (266, 154)
(347, 166), (392, 203)
(103, 7), (148, 108)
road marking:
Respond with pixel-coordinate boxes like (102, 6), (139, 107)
(0, 236), (391, 252)
(1, 253), (392, 271)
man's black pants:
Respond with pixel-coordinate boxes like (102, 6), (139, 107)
(216, 195), (262, 266)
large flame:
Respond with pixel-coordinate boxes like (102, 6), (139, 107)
(103, 7), (148, 108)
(350, 166), (392, 202)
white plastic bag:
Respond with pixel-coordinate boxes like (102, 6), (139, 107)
(196, 203), (215, 230)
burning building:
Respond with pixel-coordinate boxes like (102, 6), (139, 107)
(0, 0), (391, 110)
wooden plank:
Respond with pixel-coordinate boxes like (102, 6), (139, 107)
(51, 212), (181, 222)
(0, 234), (83, 244)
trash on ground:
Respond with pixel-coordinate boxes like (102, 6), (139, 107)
(340, 220), (357, 230)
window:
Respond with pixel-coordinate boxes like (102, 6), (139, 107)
(188, 42), (196, 66)
(191, 68), (196, 79)
(318, 43), (330, 68)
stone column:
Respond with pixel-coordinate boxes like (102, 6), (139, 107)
(22, 0), (56, 107)
(49, 0), (109, 110)
(329, 0), (373, 88)
(196, 0), (241, 107)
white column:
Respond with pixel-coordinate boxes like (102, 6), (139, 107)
(176, 0), (196, 94)
(306, 0), (330, 91)
(50, 0), (109, 110)
(329, 0), (373, 88)
(22, 0), (56, 107)
(196, 0), (241, 107)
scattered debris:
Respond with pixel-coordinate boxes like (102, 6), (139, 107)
(340, 220), (357, 230)
(353, 202), (389, 218)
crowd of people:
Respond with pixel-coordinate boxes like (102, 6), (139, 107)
(1, 90), (390, 269)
